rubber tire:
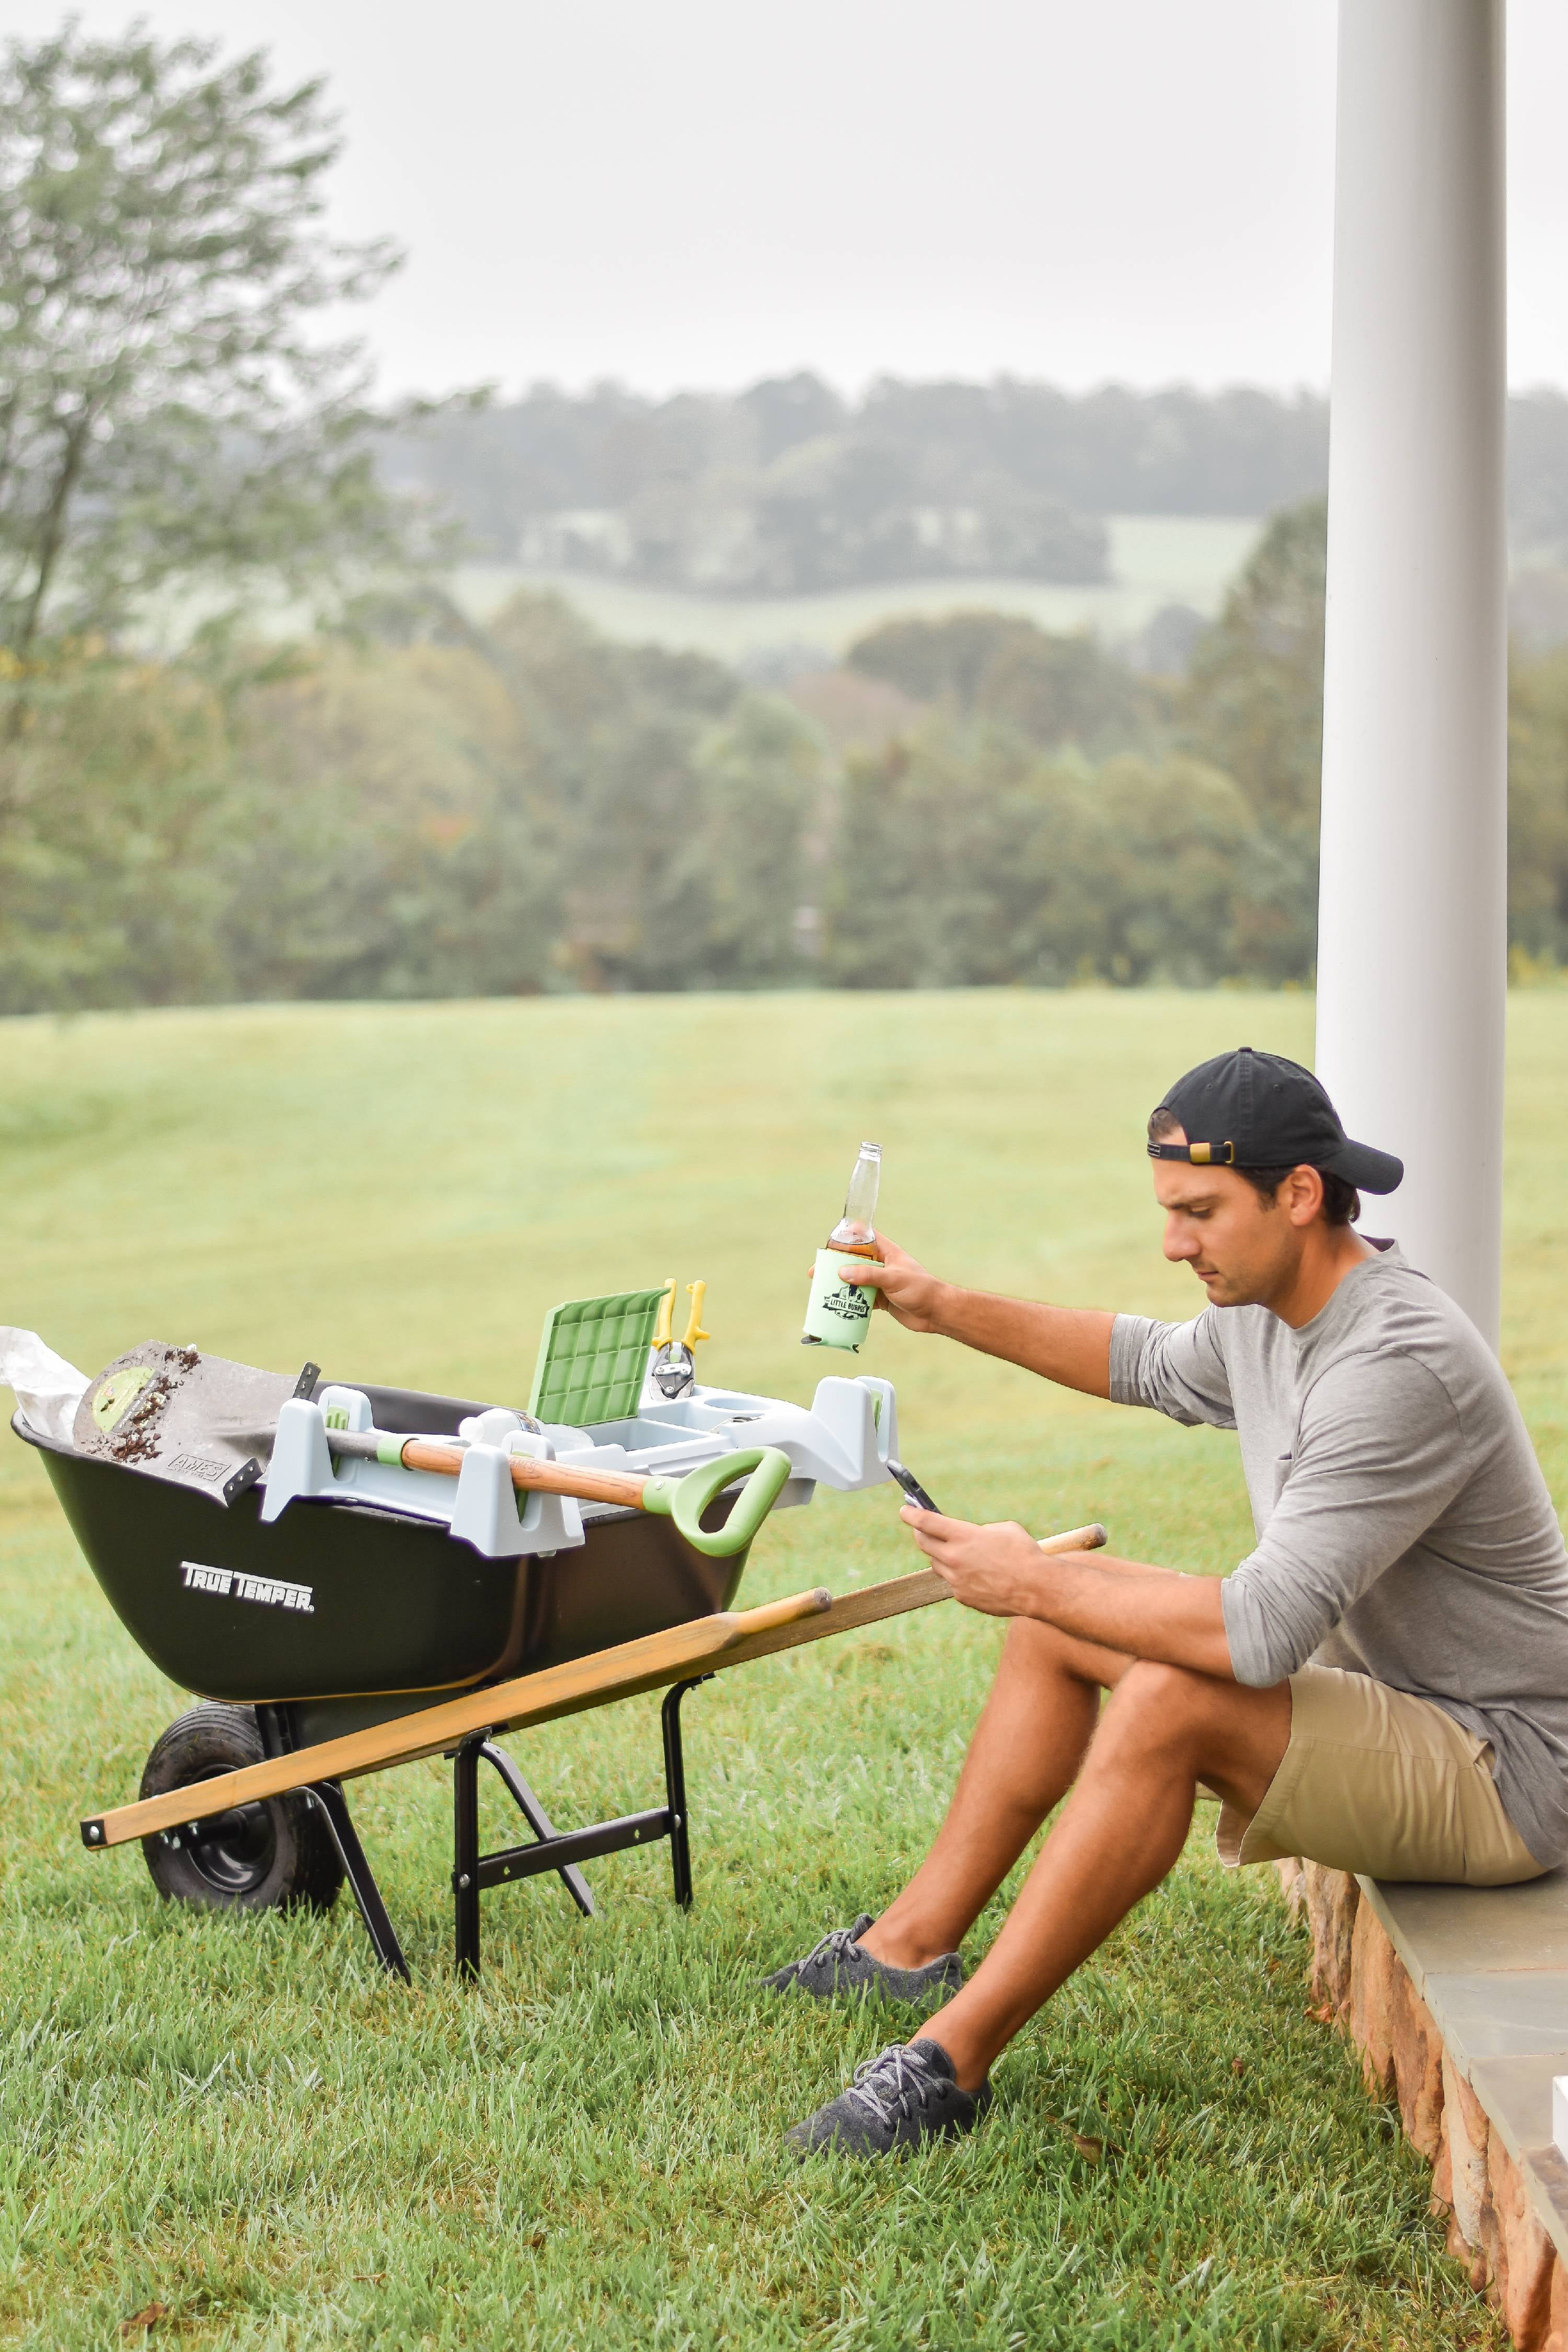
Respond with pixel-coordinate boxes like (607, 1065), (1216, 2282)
(139, 1702), (344, 1915)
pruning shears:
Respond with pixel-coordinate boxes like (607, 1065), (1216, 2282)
(651, 1278), (710, 1400)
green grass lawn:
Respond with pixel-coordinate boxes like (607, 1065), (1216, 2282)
(5, 987), (1557, 2349)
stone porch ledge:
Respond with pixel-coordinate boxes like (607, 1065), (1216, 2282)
(1276, 1859), (1568, 2349)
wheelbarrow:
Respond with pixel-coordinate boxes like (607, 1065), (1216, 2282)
(16, 1287), (1104, 1980)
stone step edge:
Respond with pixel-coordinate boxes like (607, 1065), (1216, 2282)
(1275, 1857), (1568, 2351)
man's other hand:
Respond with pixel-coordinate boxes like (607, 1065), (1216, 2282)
(838, 1235), (947, 1332)
(900, 1504), (1235, 1676)
(900, 1506), (1047, 1616)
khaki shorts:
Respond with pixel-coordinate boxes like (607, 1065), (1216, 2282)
(1217, 1665), (1548, 1885)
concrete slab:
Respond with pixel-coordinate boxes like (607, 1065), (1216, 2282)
(1363, 1872), (1568, 1988)
(1470, 2054), (1564, 2160)
(1424, 1971), (1568, 2063)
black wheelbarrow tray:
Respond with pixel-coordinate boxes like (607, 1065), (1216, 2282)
(18, 1334), (1100, 1982)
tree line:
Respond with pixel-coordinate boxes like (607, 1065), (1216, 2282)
(390, 378), (1568, 589)
(390, 375), (1113, 595)
(6, 496), (1568, 1009)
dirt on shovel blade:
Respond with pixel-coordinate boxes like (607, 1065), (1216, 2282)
(73, 1343), (300, 1503)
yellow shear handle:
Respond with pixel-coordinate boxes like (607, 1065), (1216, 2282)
(682, 1279), (710, 1353)
(653, 1276), (676, 1352)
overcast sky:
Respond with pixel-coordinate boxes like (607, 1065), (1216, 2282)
(9, 0), (1568, 399)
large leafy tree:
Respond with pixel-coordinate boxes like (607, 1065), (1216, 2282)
(0, 23), (419, 663)
(1183, 496), (1327, 979)
(1507, 646), (1568, 968)
(846, 609), (1152, 756)
(1184, 496), (1327, 833)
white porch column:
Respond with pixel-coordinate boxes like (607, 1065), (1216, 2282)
(1315, 0), (1508, 1344)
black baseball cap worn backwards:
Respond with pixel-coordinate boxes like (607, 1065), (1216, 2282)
(1149, 1046), (1404, 1195)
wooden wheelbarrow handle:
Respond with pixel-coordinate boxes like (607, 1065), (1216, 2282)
(80, 1522), (1107, 1852)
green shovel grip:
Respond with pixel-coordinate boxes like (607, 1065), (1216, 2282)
(641, 1447), (792, 1558)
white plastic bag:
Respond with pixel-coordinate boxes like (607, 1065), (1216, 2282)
(0, 1327), (90, 1445)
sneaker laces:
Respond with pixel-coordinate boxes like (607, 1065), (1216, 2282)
(843, 2044), (936, 2128)
(798, 1923), (870, 1974)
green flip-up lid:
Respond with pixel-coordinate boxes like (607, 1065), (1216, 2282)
(528, 1287), (669, 1427)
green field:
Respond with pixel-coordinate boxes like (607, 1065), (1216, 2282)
(6, 988), (1557, 2349)
(448, 515), (1266, 665)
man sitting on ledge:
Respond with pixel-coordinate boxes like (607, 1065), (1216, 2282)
(770, 1047), (1568, 2159)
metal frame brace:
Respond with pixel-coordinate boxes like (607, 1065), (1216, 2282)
(450, 1676), (711, 1981)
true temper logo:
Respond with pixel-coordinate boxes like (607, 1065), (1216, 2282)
(181, 1561), (315, 1615)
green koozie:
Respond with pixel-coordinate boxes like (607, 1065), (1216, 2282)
(802, 1248), (875, 1351)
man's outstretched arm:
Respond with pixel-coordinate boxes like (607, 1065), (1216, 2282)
(842, 1236), (1115, 1399)
(902, 1507), (1235, 1679)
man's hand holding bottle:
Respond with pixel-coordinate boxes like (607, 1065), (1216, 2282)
(836, 1236), (949, 1334)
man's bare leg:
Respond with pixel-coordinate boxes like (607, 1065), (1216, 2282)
(907, 1660), (1293, 2091)
(858, 1616), (1136, 1971)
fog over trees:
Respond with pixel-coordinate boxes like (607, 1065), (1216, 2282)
(4, 21), (1568, 1013)
(385, 379), (1568, 596)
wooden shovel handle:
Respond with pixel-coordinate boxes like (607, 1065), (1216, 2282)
(397, 1438), (649, 1513)
(511, 1455), (649, 1510)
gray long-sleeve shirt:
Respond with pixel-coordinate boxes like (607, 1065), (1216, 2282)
(1109, 1243), (1568, 1865)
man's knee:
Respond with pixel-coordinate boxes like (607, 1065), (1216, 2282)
(1000, 1614), (1075, 1670)
(997, 1611), (1119, 1691)
(1094, 1659), (1219, 1761)
(1091, 1661), (1288, 1793)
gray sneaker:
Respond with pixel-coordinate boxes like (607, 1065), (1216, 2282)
(762, 1915), (963, 2010)
(785, 2038), (992, 2159)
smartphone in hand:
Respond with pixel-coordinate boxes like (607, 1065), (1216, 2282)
(886, 1458), (940, 1514)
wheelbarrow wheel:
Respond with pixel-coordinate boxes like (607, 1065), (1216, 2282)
(139, 1703), (344, 1915)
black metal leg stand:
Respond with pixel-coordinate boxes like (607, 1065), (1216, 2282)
(662, 1676), (711, 1911)
(447, 1685), (711, 1983)
(304, 1780), (411, 1983)
(452, 1737), (483, 1982)
(479, 1742), (595, 1918)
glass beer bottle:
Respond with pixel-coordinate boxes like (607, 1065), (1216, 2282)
(802, 1141), (881, 1351)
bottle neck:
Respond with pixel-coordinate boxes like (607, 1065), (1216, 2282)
(827, 1228), (879, 1258)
